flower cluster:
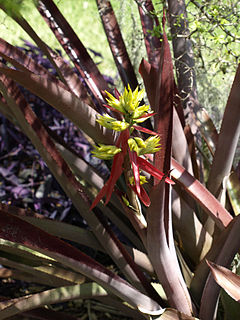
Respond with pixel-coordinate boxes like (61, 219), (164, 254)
(91, 86), (174, 210)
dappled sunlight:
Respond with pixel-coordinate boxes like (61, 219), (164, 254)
(0, 0), (239, 319)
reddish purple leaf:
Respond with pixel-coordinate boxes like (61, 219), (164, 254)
(38, 0), (109, 105)
(171, 158), (232, 229)
(153, 13), (174, 175)
(0, 209), (161, 314)
(139, 59), (158, 110)
(207, 260), (240, 302)
(96, 0), (138, 90)
(138, 0), (162, 68)
(90, 184), (109, 211)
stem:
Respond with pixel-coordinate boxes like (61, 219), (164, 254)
(123, 155), (147, 228)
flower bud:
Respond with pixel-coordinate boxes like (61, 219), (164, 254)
(138, 135), (161, 155)
(92, 144), (122, 160)
(128, 138), (139, 152)
(129, 175), (148, 186)
(134, 137), (146, 148)
(97, 114), (129, 131)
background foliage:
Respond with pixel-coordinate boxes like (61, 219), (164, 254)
(0, 0), (239, 319)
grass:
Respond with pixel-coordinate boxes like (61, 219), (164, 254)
(0, 0), (146, 82)
(0, 0), (114, 77)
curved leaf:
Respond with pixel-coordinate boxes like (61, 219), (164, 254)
(0, 283), (108, 319)
(96, 0), (138, 89)
(0, 209), (162, 315)
(0, 203), (154, 275)
(0, 254), (83, 287)
(159, 308), (199, 319)
(0, 76), (162, 312)
(171, 158), (232, 229)
(0, 66), (114, 144)
(137, 0), (162, 68)
(207, 64), (240, 197)
(199, 215), (240, 319)
(147, 182), (193, 315)
(37, 0), (109, 105)
(207, 261), (240, 302)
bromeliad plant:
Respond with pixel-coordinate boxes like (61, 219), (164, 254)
(91, 85), (174, 210)
(0, 0), (239, 320)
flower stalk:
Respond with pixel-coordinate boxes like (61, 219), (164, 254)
(91, 85), (174, 212)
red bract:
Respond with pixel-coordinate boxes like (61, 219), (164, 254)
(103, 104), (124, 115)
(90, 130), (129, 210)
(90, 84), (174, 210)
(105, 151), (124, 204)
(91, 125), (174, 210)
(128, 153), (174, 207)
(133, 125), (159, 136)
(114, 88), (121, 99)
(130, 184), (150, 207)
(138, 112), (156, 119)
(137, 157), (175, 185)
(129, 150), (141, 195)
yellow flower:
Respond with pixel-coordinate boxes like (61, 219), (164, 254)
(105, 91), (125, 113)
(138, 135), (161, 155)
(134, 137), (146, 148)
(127, 136), (161, 155)
(128, 138), (139, 152)
(132, 104), (150, 120)
(129, 175), (148, 185)
(120, 85), (145, 114)
(105, 86), (151, 124)
(97, 114), (130, 131)
(92, 144), (121, 160)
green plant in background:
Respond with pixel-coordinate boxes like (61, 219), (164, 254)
(0, 0), (239, 320)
